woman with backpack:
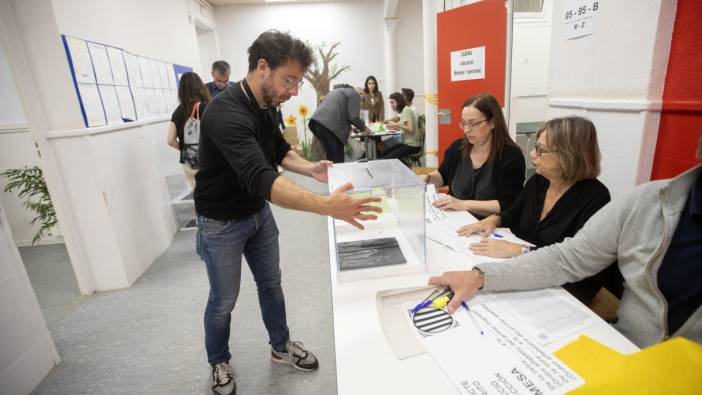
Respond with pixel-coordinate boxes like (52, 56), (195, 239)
(167, 72), (212, 190)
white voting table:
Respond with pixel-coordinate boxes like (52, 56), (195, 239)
(327, 210), (640, 395)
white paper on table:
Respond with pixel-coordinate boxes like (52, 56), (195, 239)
(97, 85), (123, 125)
(478, 288), (599, 346)
(65, 37), (95, 84)
(115, 86), (136, 121)
(138, 57), (153, 88)
(87, 42), (114, 85)
(407, 299), (584, 395)
(123, 52), (143, 87)
(106, 47), (128, 86)
(76, 83), (106, 127)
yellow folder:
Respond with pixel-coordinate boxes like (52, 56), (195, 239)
(555, 336), (702, 394)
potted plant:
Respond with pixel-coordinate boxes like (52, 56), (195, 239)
(1, 166), (57, 244)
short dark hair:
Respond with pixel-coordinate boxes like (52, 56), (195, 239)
(389, 92), (406, 114)
(247, 30), (313, 72)
(401, 88), (415, 104)
(211, 60), (230, 74)
(538, 116), (601, 182)
(460, 93), (515, 162)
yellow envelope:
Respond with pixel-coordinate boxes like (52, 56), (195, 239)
(556, 336), (702, 394)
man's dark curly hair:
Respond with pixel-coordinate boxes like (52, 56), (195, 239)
(247, 30), (314, 72)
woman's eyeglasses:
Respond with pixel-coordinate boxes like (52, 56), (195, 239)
(534, 143), (557, 156)
(459, 119), (487, 131)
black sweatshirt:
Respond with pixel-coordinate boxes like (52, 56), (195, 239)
(438, 138), (525, 212)
(500, 174), (611, 248)
(194, 79), (291, 220)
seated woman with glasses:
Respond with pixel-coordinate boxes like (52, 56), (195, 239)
(421, 93), (525, 219)
(457, 116), (622, 304)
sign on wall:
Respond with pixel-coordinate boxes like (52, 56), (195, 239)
(563, 0), (600, 40)
(450, 46), (485, 82)
(62, 34), (191, 128)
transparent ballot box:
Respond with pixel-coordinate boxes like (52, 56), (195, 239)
(328, 159), (426, 281)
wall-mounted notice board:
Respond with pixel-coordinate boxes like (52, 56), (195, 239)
(62, 34), (192, 128)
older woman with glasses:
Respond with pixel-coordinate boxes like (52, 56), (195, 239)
(457, 116), (621, 304)
(421, 93), (525, 219)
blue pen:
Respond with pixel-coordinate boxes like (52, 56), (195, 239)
(410, 287), (451, 313)
(490, 232), (503, 238)
(461, 301), (485, 335)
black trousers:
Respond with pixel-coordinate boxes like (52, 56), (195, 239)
(383, 143), (421, 167)
(309, 120), (345, 163)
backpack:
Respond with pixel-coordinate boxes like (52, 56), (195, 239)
(183, 102), (201, 169)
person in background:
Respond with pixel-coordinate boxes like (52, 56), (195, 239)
(458, 116), (622, 304)
(382, 92), (421, 167)
(206, 60), (235, 97)
(309, 84), (370, 163)
(430, 131), (702, 349)
(195, 31), (382, 395)
(420, 93), (525, 219)
(167, 71), (211, 190)
(402, 88), (418, 119)
(385, 87), (417, 123)
(360, 75), (384, 123)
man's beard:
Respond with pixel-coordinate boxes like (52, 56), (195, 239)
(261, 77), (277, 107)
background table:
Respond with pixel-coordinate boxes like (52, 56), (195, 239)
(351, 129), (401, 160)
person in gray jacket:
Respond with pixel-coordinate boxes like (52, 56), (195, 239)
(430, 131), (702, 348)
(309, 84), (370, 163)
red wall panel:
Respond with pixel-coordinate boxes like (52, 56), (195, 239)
(651, 0), (702, 180)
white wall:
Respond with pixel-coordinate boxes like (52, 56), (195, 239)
(0, 199), (58, 394)
(214, 0), (387, 135)
(48, 0), (202, 289)
(0, 40), (62, 246)
(546, 0), (677, 197)
(3, 0), (204, 291)
(395, 0), (425, 111)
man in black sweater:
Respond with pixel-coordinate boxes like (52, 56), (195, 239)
(194, 31), (381, 395)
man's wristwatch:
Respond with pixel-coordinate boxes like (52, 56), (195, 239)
(471, 267), (485, 290)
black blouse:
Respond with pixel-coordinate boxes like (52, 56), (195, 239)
(500, 174), (611, 248)
(438, 138), (525, 212)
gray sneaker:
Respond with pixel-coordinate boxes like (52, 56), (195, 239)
(211, 362), (236, 395)
(270, 340), (319, 372)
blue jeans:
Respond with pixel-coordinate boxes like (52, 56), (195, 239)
(196, 203), (289, 364)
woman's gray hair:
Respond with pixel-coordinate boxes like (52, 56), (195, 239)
(538, 116), (601, 182)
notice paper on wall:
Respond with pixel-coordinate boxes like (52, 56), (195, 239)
(563, 0), (600, 40)
(97, 85), (123, 125)
(87, 42), (114, 85)
(106, 46), (129, 86)
(450, 46), (485, 82)
(115, 86), (136, 121)
(405, 295), (585, 394)
(123, 52), (143, 88)
(77, 83), (106, 127)
(65, 36), (95, 84)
